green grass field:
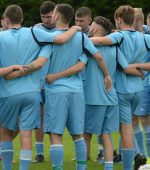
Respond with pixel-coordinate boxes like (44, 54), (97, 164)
(0, 131), (123, 170)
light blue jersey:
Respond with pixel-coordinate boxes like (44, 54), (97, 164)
(85, 45), (119, 105)
(35, 24), (56, 89)
(45, 30), (97, 94)
(143, 25), (150, 34)
(0, 27), (53, 98)
(107, 30), (150, 94)
(143, 52), (150, 87)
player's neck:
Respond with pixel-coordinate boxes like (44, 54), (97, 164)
(120, 24), (134, 31)
(8, 24), (21, 29)
(93, 33), (103, 37)
(56, 21), (69, 30)
(82, 26), (90, 33)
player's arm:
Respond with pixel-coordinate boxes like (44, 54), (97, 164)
(90, 36), (112, 45)
(131, 63), (150, 71)
(54, 25), (81, 44)
(123, 66), (145, 79)
(83, 35), (112, 91)
(46, 61), (85, 83)
(4, 57), (48, 80)
(90, 32), (122, 46)
(0, 65), (23, 76)
(5, 44), (52, 80)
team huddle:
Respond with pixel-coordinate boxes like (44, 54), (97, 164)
(0, 1), (150, 170)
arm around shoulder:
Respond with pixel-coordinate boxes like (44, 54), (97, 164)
(54, 26), (81, 44)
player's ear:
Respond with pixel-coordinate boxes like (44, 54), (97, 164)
(3, 17), (9, 27)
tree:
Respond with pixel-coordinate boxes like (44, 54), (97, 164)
(0, 0), (150, 26)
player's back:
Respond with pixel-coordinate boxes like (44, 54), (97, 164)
(119, 31), (148, 63)
(46, 30), (92, 94)
(0, 27), (51, 98)
(108, 30), (150, 93)
(85, 45), (118, 105)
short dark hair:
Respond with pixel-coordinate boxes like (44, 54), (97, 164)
(40, 1), (55, 14)
(93, 16), (114, 35)
(55, 4), (74, 24)
(114, 5), (135, 25)
(75, 7), (91, 17)
(4, 5), (23, 24)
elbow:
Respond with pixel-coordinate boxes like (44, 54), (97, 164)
(78, 64), (85, 72)
(77, 63), (85, 72)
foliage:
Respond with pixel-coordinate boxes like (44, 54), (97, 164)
(0, 0), (150, 26)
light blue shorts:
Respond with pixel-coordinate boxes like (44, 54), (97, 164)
(135, 87), (150, 116)
(0, 92), (41, 131)
(44, 92), (85, 135)
(84, 105), (119, 135)
(118, 91), (142, 124)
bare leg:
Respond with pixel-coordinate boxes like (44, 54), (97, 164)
(101, 133), (113, 162)
(84, 133), (92, 160)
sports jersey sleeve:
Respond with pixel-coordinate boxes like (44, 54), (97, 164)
(117, 48), (129, 69)
(79, 53), (88, 64)
(33, 28), (55, 43)
(144, 34), (150, 49)
(106, 32), (123, 45)
(83, 34), (98, 55)
(38, 44), (53, 59)
(143, 25), (148, 33)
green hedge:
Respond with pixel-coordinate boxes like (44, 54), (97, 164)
(0, 0), (150, 26)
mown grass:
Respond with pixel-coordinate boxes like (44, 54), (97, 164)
(1, 131), (123, 170)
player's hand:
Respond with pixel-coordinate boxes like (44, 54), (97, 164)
(46, 74), (57, 83)
(12, 65), (25, 75)
(22, 64), (34, 74)
(104, 75), (112, 92)
(71, 25), (82, 32)
(12, 65), (23, 71)
(129, 63), (139, 69)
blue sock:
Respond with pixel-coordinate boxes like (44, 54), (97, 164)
(122, 149), (134, 170)
(134, 135), (140, 156)
(134, 125), (146, 156)
(74, 138), (87, 170)
(35, 142), (44, 155)
(1, 141), (13, 170)
(50, 145), (64, 170)
(144, 126), (150, 157)
(105, 162), (113, 170)
(19, 150), (32, 170)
